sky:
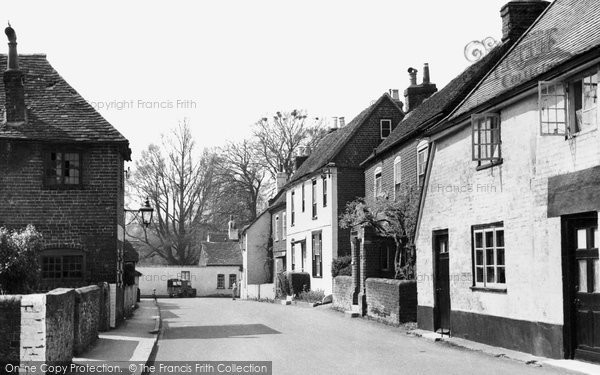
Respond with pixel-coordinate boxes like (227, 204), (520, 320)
(3, 0), (515, 160)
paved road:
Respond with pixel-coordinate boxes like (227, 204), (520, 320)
(154, 298), (577, 375)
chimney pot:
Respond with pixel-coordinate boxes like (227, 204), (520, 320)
(423, 63), (430, 84)
(408, 67), (418, 86)
(339, 117), (345, 128)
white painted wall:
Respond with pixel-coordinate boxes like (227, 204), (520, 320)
(286, 171), (336, 294)
(245, 283), (276, 300)
(417, 92), (600, 325)
(137, 266), (242, 297)
(241, 212), (271, 299)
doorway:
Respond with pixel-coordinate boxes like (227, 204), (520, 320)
(562, 213), (600, 362)
(433, 230), (451, 335)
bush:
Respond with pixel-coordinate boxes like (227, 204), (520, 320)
(332, 255), (352, 277)
(0, 225), (43, 294)
(297, 289), (325, 303)
(276, 272), (291, 297)
(286, 271), (310, 297)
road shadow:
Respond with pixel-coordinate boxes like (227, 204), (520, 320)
(162, 323), (281, 339)
(158, 302), (182, 311)
(160, 310), (179, 319)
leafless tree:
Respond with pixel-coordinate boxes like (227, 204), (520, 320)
(128, 120), (219, 265)
(253, 110), (328, 180)
(216, 140), (266, 222)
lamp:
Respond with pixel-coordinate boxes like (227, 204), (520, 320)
(139, 198), (154, 228)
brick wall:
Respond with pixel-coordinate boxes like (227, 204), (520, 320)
(0, 295), (21, 363)
(0, 142), (123, 289)
(73, 285), (101, 355)
(366, 278), (416, 325)
(332, 276), (353, 311)
(364, 138), (418, 206)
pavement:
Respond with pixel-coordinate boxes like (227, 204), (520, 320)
(73, 298), (160, 375)
(152, 297), (584, 375)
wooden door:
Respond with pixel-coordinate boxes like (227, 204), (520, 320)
(434, 231), (451, 334)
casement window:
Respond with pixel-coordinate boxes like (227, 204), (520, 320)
(471, 113), (501, 167)
(472, 223), (505, 289)
(45, 151), (81, 186)
(291, 244), (296, 271)
(417, 143), (428, 186)
(181, 271), (190, 281)
(539, 69), (598, 136)
(393, 156), (402, 198)
(282, 212), (287, 239)
(380, 119), (392, 139)
(322, 176), (327, 207)
(275, 216), (280, 241)
(374, 167), (382, 198)
(41, 252), (84, 281)
(229, 274), (237, 289)
(312, 232), (323, 278)
(217, 274), (225, 289)
(312, 179), (317, 219)
(302, 184), (305, 212)
(291, 191), (295, 226)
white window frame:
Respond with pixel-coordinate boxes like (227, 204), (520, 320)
(539, 67), (599, 137)
(473, 224), (505, 289)
(471, 113), (501, 165)
(380, 119), (392, 139)
(282, 212), (287, 239)
(416, 140), (428, 186)
(393, 155), (402, 199)
(275, 215), (280, 241)
(374, 167), (383, 198)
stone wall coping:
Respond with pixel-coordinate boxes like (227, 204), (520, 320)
(75, 285), (101, 295)
(46, 288), (75, 296)
(366, 278), (417, 286)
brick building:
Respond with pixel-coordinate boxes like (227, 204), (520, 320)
(416, 0), (600, 361)
(0, 26), (130, 324)
(284, 93), (404, 294)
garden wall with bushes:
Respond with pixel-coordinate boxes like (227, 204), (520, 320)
(366, 278), (416, 325)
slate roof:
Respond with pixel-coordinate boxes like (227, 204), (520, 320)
(287, 93), (402, 185)
(200, 241), (242, 266)
(442, 0), (600, 127)
(0, 54), (131, 159)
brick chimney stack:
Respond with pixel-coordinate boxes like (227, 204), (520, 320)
(500, 0), (550, 42)
(276, 165), (288, 192)
(228, 215), (239, 241)
(4, 23), (26, 124)
(403, 64), (437, 113)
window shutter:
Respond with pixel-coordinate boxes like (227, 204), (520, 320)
(539, 81), (567, 136)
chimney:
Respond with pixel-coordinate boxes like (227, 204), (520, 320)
(4, 24), (26, 124)
(228, 215), (239, 241)
(276, 166), (288, 192)
(339, 117), (345, 128)
(403, 64), (437, 113)
(500, 0), (550, 42)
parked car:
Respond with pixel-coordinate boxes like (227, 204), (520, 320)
(167, 278), (197, 298)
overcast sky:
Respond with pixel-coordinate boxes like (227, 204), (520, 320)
(4, 0), (514, 159)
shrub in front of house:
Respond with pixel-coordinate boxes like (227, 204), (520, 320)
(0, 225), (43, 294)
(331, 255), (352, 277)
(297, 289), (325, 303)
(286, 271), (310, 297)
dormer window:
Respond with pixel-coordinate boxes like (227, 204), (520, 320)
(380, 119), (392, 139)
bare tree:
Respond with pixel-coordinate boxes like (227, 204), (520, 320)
(216, 140), (266, 223)
(128, 120), (219, 265)
(339, 185), (420, 279)
(253, 110), (328, 180)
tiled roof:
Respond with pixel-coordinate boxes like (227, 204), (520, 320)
(0, 54), (131, 159)
(369, 42), (513, 160)
(447, 0), (600, 123)
(287, 93), (401, 185)
(201, 241), (242, 266)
